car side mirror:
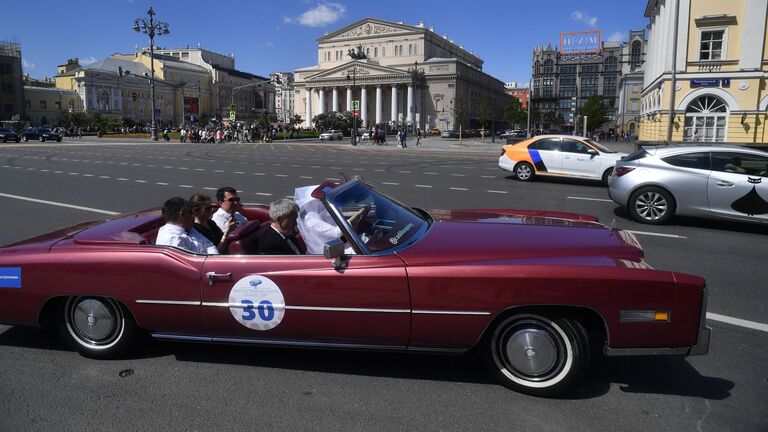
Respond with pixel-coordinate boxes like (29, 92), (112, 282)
(588, 149), (597, 156)
(324, 238), (347, 271)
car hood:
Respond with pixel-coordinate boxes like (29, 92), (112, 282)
(396, 211), (644, 267)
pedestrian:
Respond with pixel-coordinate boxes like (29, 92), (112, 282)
(271, 128), (277, 142)
(416, 128), (422, 146)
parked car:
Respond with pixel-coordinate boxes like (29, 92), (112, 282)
(319, 129), (343, 140)
(499, 130), (525, 139)
(428, 127), (441, 135)
(499, 135), (627, 184)
(0, 179), (710, 397)
(0, 127), (20, 143)
(440, 130), (459, 138)
(21, 127), (63, 142)
(609, 145), (768, 225)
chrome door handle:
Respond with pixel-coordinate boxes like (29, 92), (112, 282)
(206, 272), (232, 285)
(716, 180), (734, 187)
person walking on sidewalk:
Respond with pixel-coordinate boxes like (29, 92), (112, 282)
(416, 128), (422, 146)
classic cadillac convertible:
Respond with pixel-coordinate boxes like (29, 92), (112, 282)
(0, 179), (710, 397)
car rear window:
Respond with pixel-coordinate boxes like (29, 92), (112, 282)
(662, 152), (711, 170)
(622, 148), (650, 161)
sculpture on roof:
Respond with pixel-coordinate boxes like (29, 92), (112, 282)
(347, 45), (367, 60)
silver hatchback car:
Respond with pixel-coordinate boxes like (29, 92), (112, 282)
(608, 146), (768, 225)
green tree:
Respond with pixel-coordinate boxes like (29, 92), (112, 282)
(452, 98), (468, 131)
(504, 97), (527, 129)
(477, 94), (494, 141)
(313, 111), (353, 133)
(578, 95), (607, 132)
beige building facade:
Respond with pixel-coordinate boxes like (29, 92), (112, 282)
(24, 86), (81, 125)
(295, 18), (513, 132)
(640, 0), (768, 145)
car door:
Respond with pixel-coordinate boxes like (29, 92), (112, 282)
(201, 254), (411, 348)
(657, 151), (712, 216)
(708, 151), (768, 222)
(561, 138), (600, 178)
(527, 138), (562, 174)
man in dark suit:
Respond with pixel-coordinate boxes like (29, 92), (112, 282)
(257, 198), (302, 255)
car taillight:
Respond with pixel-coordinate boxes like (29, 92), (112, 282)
(615, 166), (635, 177)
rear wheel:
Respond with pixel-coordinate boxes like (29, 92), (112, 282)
(601, 168), (613, 186)
(40, 137), (46, 142)
(514, 162), (535, 182)
(485, 314), (589, 397)
(629, 186), (675, 225)
(59, 296), (137, 359)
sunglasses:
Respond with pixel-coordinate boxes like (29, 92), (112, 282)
(225, 197), (241, 203)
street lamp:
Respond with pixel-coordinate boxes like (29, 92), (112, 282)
(133, 7), (169, 141)
(406, 61), (425, 134)
(346, 66), (359, 146)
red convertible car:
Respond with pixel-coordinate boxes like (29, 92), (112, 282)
(0, 180), (710, 397)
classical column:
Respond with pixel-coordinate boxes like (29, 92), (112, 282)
(318, 88), (325, 115)
(391, 84), (398, 125)
(407, 85), (414, 124)
(305, 88), (312, 128)
(332, 87), (339, 112)
(346, 87), (352, 111)
(361, 86), (368, 126)
(375, 85), (382, 125)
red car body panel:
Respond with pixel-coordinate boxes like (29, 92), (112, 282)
(0, 199), (707, 355)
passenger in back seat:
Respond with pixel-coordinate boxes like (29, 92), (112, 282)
(257, 199), (301, 255)
(190, 193), (235, 253)
(212, 186), (248, 232)
(156, 197), (219, 255)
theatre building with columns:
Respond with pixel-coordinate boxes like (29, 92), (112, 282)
(294, 18), (514, 132)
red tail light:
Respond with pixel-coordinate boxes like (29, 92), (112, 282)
(615, 166), (635, 177)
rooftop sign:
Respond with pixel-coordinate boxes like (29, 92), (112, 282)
(560, 31), (602, 55)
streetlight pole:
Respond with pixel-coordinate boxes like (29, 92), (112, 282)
(346, 66), (358, 146)
(407, 61), (425, 135)
(133, 7), (169, 142)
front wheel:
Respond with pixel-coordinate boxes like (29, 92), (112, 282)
(59, 296), (138, 359)
(514, 162), (535, 182)
(485, 314), (589, 397)
(628, 186), (675, 225)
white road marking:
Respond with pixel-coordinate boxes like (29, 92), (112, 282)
(98, 175), (110, 179)
(253, 173), (266, 176)
(625, 230), (687, 239)
(487, 190), (508, 194)
(156, 182), (169, 186)
(234, 171), (245, 174)
(399, 170), (412, 173)
(203, 187), (217, 191)
(449, 187), (469, 191)
(451, 173), (466, 177)
(0, 192), (119, 215)
(195, 168), (205, 171)
(135, 180), (147, 183)
(415, 184), (432, 188)
(707, 313), (768, 333)
(179, 184), (193, 188)
(567, 196), (613, 202)
(254, 192), (273, 196)
(374, 169), (385, 172)
(481, 175), (496, 178)
(275, 174), (289, 177)
(83, 174), (94, 177)
(382, 182), (399, 185)
(300, 176), (314, 179)
(213, 169), (224, 173)
(116, 178), (128, 181)
(424, 172), (438, 175)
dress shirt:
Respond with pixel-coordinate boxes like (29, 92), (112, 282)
(212, 208), (247, 232)
(155, 224), (219, 255)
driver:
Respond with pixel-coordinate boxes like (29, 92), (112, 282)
(294, 185), (366, 255)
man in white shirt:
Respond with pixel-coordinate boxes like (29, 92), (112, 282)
(212, 186), (248, 232)
(156, 197), (219, 255)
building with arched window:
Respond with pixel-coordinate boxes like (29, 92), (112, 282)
(640, 0), (768, 145)
(617, 30), (648, 137)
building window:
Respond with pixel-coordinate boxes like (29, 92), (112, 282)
(630, 40), (642, 71)
(382, 47), (386, 57)
(55, 101), (61, 110)
(604, 56), (618, 72)
(543, 59), (554, 74)
(408, 44), (413, 55)
(374, 47), (378, 57)
(700, 30), (725, 61)
(684, 95), (728, 142)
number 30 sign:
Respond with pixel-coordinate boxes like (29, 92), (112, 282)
(228, 276), (286, 330)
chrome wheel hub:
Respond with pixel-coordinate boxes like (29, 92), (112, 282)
(67, 297), (122, 346)
(502, 324), (561, 379)
(517, 165), (532, 179)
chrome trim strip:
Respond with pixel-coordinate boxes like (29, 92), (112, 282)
(151, 333), (212, 342)
(136, 300), (201, 306)
(285, 305), (410, 313)
(412, 310), (491, 316)
(202, 302), (287, 309)
(604, 346), (690, 356)
(201, 302), (229, 307)
(210, 337), (406, 351)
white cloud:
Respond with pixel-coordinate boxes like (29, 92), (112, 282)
(22, 59), (35, 69)
(607, 32), (625, 43)
(80, 56), (98, 65)
(285, 3), (346, 27)
(571, 11), (598, 27)
(265, 41), (276, 48)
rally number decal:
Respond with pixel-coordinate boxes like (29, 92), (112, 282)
(228, 276), (285, 330)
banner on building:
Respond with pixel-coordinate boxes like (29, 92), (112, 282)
(184, 97), (199, 115)
(560, 31), (602, 55)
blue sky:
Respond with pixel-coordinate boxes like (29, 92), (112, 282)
(4, 0), (649, 85)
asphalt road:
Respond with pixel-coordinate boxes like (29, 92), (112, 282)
(0, 138), (766, 431)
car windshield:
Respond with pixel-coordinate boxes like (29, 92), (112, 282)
(584, 139), (617, 153)
(39, 128), (52, 133)
(324, 181), (430, 254)
(0, 128), (12, 133)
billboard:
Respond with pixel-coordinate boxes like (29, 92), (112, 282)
(560, 31), (602, 55)
(183, 97), (199, 115)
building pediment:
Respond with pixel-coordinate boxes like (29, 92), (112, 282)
(318, 18), (422, 43)
(305, 61), (407, 82)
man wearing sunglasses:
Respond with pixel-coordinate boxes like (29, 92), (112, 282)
(212, 186), (248, 232)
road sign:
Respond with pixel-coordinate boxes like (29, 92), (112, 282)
(352, 100), (360, 110)
(352, 111), (359, 118)
(230, 104), (237, 111)
(229, 111), (236, 121)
